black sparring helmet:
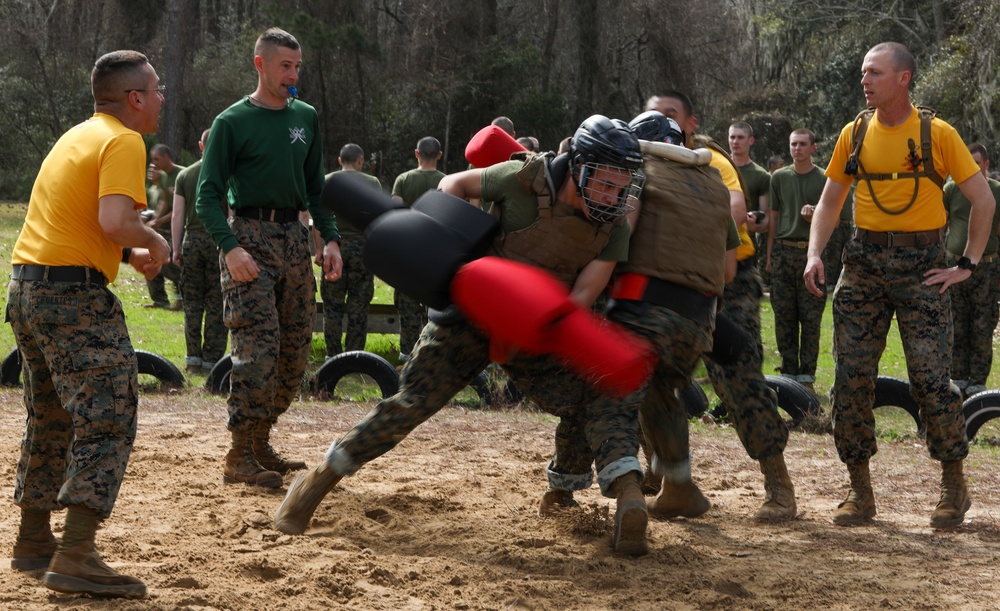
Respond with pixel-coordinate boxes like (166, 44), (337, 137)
(628, 110), (685, 146)
(571, 115), (643, 172)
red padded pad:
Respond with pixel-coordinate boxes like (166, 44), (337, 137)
(465, 125), (527, 168)
(547, 308), (656, 397)
(452, 257), (655, 396)
(451, 257), (575, 351)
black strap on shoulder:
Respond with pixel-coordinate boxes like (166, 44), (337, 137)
(848, 106), (944, 216)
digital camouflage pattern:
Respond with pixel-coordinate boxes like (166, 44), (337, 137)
(395, 290), (427, 356)
(947, 254), (1000, 388)
(147, 260), (182, 306)
(181, 229), (227, 365)
(832, 239), (968, 464)
(704, 264), (789, 460)
(823, 222), (853, 289)
(770, 242), (827, 380)
(6, 280), (138, 519)
(602, 301), (713, 477)
(321, 235), (373, 356)
(221, 216), (315, 434)
(327, 317), (642, 496)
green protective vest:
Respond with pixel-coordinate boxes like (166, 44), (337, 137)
(491, 153), (614, 287)
(620, 154), (732, 296)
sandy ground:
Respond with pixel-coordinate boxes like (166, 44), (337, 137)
(1, 387), (998, 611)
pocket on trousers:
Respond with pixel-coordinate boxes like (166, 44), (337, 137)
(75, 366), (138, 439)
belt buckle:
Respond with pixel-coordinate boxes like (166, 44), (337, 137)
(267, 209), (277, 222)
(885, 232), (895, 247)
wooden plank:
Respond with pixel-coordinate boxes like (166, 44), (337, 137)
(313, 302), (400, 334)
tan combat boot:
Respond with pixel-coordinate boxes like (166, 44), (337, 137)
(252, 422), (307, 474)
(538, 489), (579, 517)
(930, 459), (971, 528)
(755, 454), (797, 522)
(611, 472), (649, 556)
(224, 430), (283, 488)
(274, 462), (343, 535)
(11, 507), (56, 570)
(648, 477), (710, 520)
(42, 506), (146, 598)
(832, 461), (876, 526)
(638, 436), (661, 496)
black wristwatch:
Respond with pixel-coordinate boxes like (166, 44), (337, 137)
(957, 256), (978, 272)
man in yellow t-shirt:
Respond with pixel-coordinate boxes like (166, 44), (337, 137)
(805, 42), (996, 529)
(644, 92), (795, 523)
(7, 50), (170, 597)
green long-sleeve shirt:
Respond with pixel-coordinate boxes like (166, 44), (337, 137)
(195, 97), (339, 253)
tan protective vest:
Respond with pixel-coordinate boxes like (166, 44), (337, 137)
(619, 154), (732, 295)
(491, 153), (614, 287)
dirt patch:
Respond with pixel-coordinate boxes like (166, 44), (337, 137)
(1, 388), (998, 610)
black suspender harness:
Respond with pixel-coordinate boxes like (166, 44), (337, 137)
(844, 106), (944, 216)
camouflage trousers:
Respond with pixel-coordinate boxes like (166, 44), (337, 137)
(947, 252), (1000, 387)
(221, 216), (315, 434)
(601, 301), (713, 483)
(322, 318), (641, 497)
(320, 236), (373, 356)
(770, 242), (827, 379)
(704, 262), (788, 460)
(395, 290), (427, 356)
(822, 222), (853, 290)
(181, 229), (227, 364)
(147, 261), (182, 306)
(6, 279), (138, 519)
(832, 239), (967, 464)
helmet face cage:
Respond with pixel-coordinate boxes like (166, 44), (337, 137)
(576, 161), (646, 224)
(570, 114), (645, 224)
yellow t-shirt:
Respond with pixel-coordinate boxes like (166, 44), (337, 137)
(13, 113), (147, 282)
(826, 106), (980, 232)
(709, 148), (754, 261)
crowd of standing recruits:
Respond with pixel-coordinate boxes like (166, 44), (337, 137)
(6, 33), (997, 601)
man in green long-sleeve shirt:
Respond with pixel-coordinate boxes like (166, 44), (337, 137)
(196, 27), (342, 488)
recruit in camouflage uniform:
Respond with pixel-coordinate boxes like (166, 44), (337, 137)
(196, 28), (342, 489)
(276, 117), (653, 555)
(391, 137), (447, 360)
(321, 234), (373, 355)
(7, 49), (171, 597)
(320, 154), (380, 358)
(645, 93), (795, 523)
(172, 143), (228, 372)
(766, 129), (827, 387)
(179, 228), (227, 367)
(943, 143), (1000, 397)
(804, 42), (995, 528)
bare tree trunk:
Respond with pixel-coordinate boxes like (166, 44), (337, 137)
(574, 0), (600, 119)
(541, 0), (559, 93)
(163, 0), (196, 152)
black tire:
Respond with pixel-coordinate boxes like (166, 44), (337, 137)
(1, 348), (22, 387)
(873, 375), (922, 432)
(680, 380), (709, 418)
(135, 350), (186, 388)
(1, 348), (185, 388)
(962, 389), (1000, 440)
(764, 375), (822, 423)
(314, 350), (399, 399)
(205, 355), (233, 395)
